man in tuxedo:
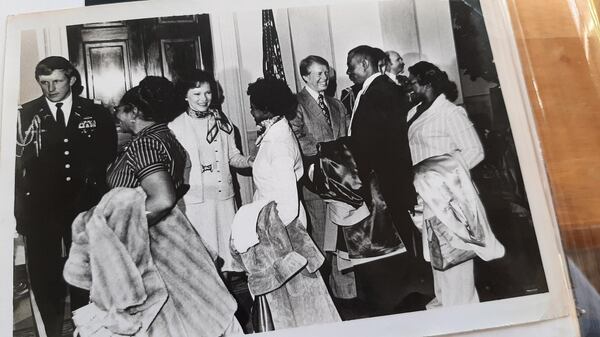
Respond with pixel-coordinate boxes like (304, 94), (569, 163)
(346, 45), (432, 314)
(290, 55), (348, 251)
(15, 56), (117, 337)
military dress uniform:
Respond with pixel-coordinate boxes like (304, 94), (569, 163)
(15, 95), (117, 337)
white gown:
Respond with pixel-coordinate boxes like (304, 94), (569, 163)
(252, 118), (307, 228)
(169, 112), (246, 272)
(407, 94), (485, 308)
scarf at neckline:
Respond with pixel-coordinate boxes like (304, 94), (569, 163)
(255, 116), (283, 147)
(186, 108), (233, 143)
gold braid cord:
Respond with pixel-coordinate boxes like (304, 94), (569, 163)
(16, 109), (42, 158)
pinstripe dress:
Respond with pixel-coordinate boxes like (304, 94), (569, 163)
(406, 94), (484, 308)
(106, 123), (238, 336)
(107, 123), (186, 191)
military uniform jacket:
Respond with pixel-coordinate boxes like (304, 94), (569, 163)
(15, 95), (117, 235)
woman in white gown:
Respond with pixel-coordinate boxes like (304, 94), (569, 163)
(247, 80), (307, 227)
(407, 61), (487, 307)
(169, 70), (252, 274)
(235, 78), (340, 329)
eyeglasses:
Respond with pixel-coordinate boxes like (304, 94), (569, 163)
(112, 104), (132, 114)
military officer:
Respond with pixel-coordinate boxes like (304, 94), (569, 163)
(15, 56), (117, 337)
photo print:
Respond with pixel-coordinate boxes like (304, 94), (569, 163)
(2, 0), (576, 336)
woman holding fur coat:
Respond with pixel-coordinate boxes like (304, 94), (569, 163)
(230, 78), (341, 330)
(406, 61), (504, 308)
(64, 76), (241, 337)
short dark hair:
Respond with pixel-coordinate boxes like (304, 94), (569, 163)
(408, 61), (459, 102)
(247, 78), (297, 118)
(71, 68), (84, 96)
(372, 47), (388, 68)
(35, 56), (76, 80)
(119, 76), (175, 123)
(299, 55), (330, 78)
(175, 69), (221, 110)
(347, 45), (379, 69)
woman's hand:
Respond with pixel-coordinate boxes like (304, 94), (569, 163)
(247, 155), (256, 167)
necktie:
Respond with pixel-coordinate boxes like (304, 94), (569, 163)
(55, 102), (66, 128)
(318, 93), (331, 127)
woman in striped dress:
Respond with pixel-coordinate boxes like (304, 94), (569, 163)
(406, 61), (485, 308)
(106, 76), (241, 336)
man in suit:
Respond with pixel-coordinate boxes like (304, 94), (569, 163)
(15, 56), (117, 337)
(290, 55), (348, 251)
(289, 55), (356, 299)
(385, 50), (413, 102)
(346, 45), (432, 315)
(384, 50), (407, 84)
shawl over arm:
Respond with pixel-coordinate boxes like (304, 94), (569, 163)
(64, 187), (237, 337)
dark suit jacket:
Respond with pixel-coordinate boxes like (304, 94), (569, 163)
(290, 87), (348, 200)
(349, 74), (416, 222)
(15, 95), (117, 235)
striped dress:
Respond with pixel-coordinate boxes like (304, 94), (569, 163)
(105, 122), (237, 336)
(407, 94), (484, 307)
(107, 123), (186, 191)
(406, 94), (484, 169)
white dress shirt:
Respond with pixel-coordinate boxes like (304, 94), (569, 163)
(385, 71), (399, 85)
(304, 85), (329, 109)
(45, 92), (73, 125)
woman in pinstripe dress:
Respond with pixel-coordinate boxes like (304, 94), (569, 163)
(107, 76), (242, 336)
(406, 61), (485, 308)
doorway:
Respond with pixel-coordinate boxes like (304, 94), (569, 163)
(66, 14), (213, 108)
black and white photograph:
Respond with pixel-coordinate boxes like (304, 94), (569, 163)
(1, 0), (578, 336)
